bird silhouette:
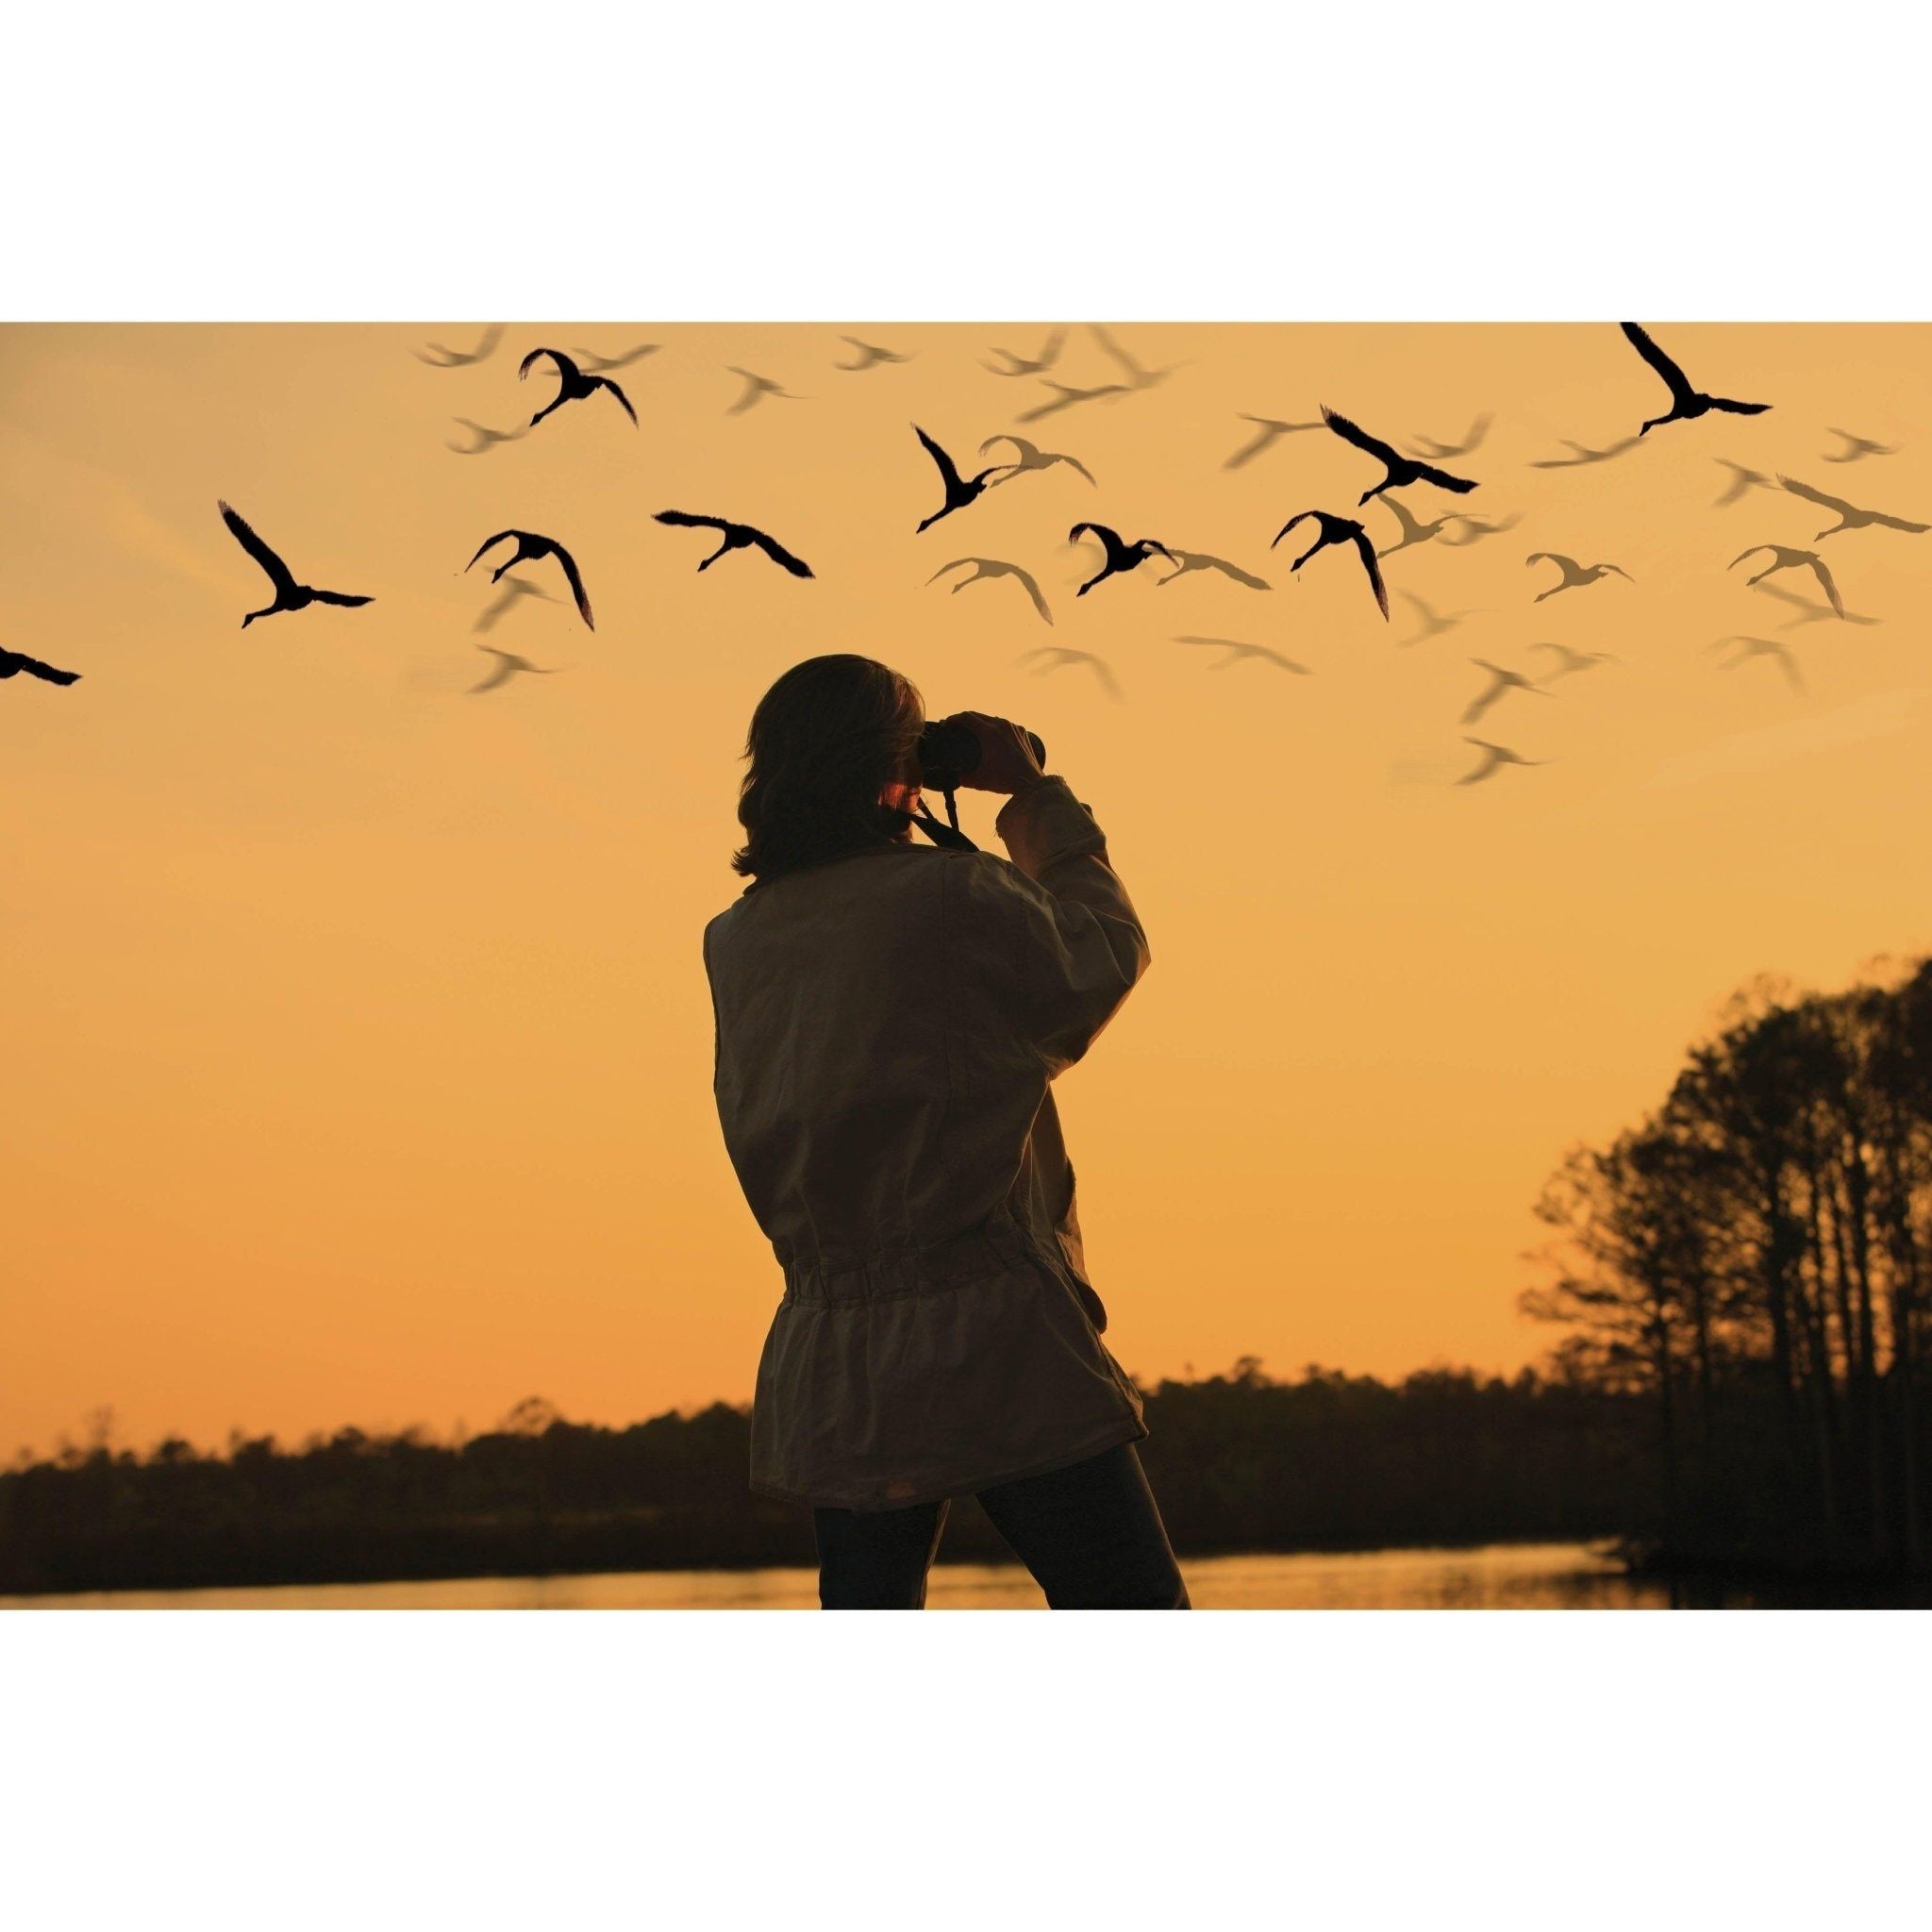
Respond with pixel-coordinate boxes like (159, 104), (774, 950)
(1751, 581), (1880, 629)
(1730, 545), (1842, 617)
(446, 418), (530, 456)
(1174, 636), (1309, 675)
(1441, 511), (1524, 548)
(1527, 552), (1632, 601)
(926, 558), (1052, 625)
(978, 434), (1095, 487)
(1528, 641), (1619, 684)
(1407, 415), (1492, 459)
(1223, 415), (1324, 470)
(1457, 738), (1546, 786)
(1706, 635), (1806, 694)
(1823, 427), (1898, 463)
(836, 336), (914, 371)
(474, 575), (559, 633)
(218, 502), (373, 627)
(1015, 379), (1129, 424)
(1375, 495), (1465, 558)
(1321, 407), (1479, 503)
(1016, 644), (1123, 701)
(914, 426), (1006, 532)
(465, 530), (594, 628)
(981, 330), (1067, 377)
(725, 367), (805, 413)
(654, 511), (813, 576)
(1621, 323), (1770, 435)
(520, 348), (637, 428)
(1775, 475), (1927, 540)
(1460, 658), (1552, 725)
(1068, 522), (1175, 595)
(1, 646), (81, 685)
(1712, 458), (1776, 508)
(469, 645), (566, 694)
(569, 343), (660, 372)
(1528, 437), (1640, 469)
(1157, 550), (1271, 589)
(1088, 325), (1185, 393)
(1271, 511), (1389, 618)
(411, 325), (504, 368)
(1395, 591), (1484, 646)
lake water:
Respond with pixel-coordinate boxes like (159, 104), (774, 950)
(3, 1541), (1689, 1609)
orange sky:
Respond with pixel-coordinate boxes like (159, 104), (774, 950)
(3, 323), (1928, 1459)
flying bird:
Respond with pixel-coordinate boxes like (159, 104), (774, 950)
(1157, 550), (1270, 589)
(519, 348), (637, 428)
(1088, 325), (1185, 393)
(470, 645), (566, 694)
(926, 557), (1052, 625)
(1712, 458), (1776, 508)
(1775, 475), (1927, 540)
(1321, 407), (1479, 504)
(1823, 428), (1898, 463)
(218, 502), (373, 627)
(654, 511), (814, 577)
(1460, 658), (1552, 725)
(725, 367), (805, 414)
(1620, 323), (1770, 435)
(1376, 495), (1466, 558)
(446, 417), (530, 456)
(1751, 581), (1880, 630)
(1068, 522), (1175, 595)
(474, 575), (559, 633)
(1706, 635), (1806, 694)
(1527, 552), (1632, 601)
(981, 330), (1067, 377)
(1457, 739), (1547, 786)
(1528, 437), (1640, 469)
(1441, 511), (1523, 547)
(913, 425), (1006, 532)
(1729, 545), (1842, 617)
(411, 325), (503, 368)
(836, 337), (915, 371)
(1529, 642), (1619, 684)
(1017, 644), (1123, 701)
(1395, 591), (1484, 645)
(1174, 636), (1310, 675)
(978, 434), (1095, 487)
(1015, 379), (1129, 424)
(465, 530), (594, 628)
(1407, 415), (1492, 459)
(569, 343), (660, 372)
(1271, 511), (1389, 619)
(1223, 414), (1324, 470)
(1, 647), (81, 685)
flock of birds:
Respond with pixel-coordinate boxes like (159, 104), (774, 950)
(7, 323), (1923, 784)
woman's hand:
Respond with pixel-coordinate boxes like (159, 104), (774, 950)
(949, 711), (1049, 795)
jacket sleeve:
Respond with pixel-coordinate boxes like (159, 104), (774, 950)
(942, 775), (1151, 1077)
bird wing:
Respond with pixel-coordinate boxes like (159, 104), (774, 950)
(519, 347), (567, 381)
(655, 510), (728, 533)
(310, 590), (373, 608)
(1806, 555), (1844, 616)
(1271, 512), (1314, 547)
(1088, 324), (1146, 382)
(470, 649), (519, 692)
(914, 425), (965, 494)
(751, 529), (815, 577)
(11, 652), (81, 684)
(1524, 552), (1565, 570)
(1777, 475), (1848, 513)
(1620, 322), (1695, 403)
(1060, 454), (1097, 485)
(1209, 557), (1270, 589)
(1014, 567), (1052, 625)
(467, 530), (519, 571)
(1383, 495), (1424, 540)
(1349, 529), (1391, 618)
(218, 502), (298, 595)
(1067, 521), (1117, 556)
(925, 558), (975, 585)
(1321, 407), (1398, 466)
(977, 435), (1024, 461)
(598, 377), (639, 425)
(1728, 546), (1771, 570)
(550, 545), (594, 628)
(1414, 462), (1479, 494)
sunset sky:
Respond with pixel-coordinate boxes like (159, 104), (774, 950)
(4, 322), (1928, 1459)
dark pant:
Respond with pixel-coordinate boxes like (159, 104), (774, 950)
(813, 1441), (1191, 1609)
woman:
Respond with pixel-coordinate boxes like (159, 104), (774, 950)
(702, 655), (1189, 1609)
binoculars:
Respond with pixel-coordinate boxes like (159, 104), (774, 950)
(916, 717), (1048, 793)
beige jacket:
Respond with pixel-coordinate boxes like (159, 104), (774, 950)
(702, 775), (1152, 1512)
